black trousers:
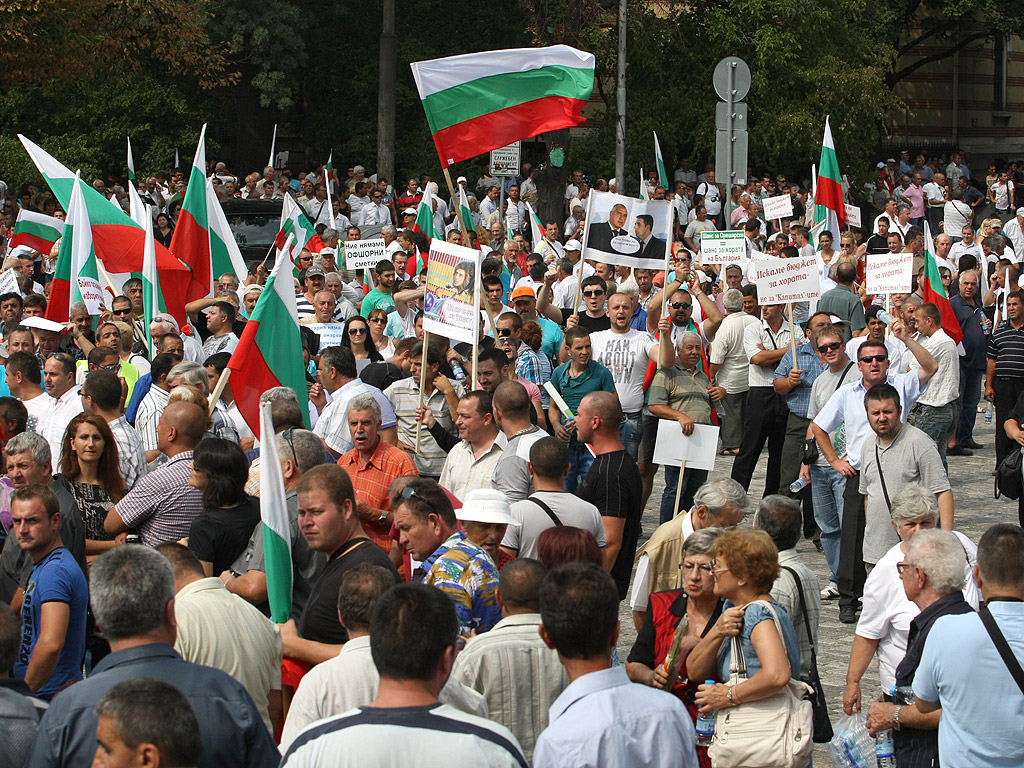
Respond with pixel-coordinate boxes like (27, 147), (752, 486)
(994, 377), (1024, 469)
(837, 471), (866, 612)
(730, 386), (788, 495)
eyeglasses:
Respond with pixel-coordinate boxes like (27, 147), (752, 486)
(48, 352), (71, 362)
(112, 307), (133, 316)
(817, 341), (843, 353)
(679, 562), (714, 573)
(669, 302), (692, 310)
(840, 243), (853, 249)
(281, 427), (298, 465)
(896, 561), (916, 575)
(100, 362), (120, 371)
(372, 195), (383, 200)
(400, 485), (439, 516)
(859, 354), (888, 364)
(497, 328), (514, 337)
(583, 290), (605, 298)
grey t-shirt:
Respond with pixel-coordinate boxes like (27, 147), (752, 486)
(491, 428), (547, 503)
(858, 424), (950, 563)
(807, 363), (856, 466)
(503, 491), (606, 559)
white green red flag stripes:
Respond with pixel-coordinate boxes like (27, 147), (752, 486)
(226, 235), (311, 444)
(169, 124), (216, 302)
(525, 200), (546, 249)
(276, 194), (317, 256)
(205, 177), (249, 286)
(49, 173), (102, 322)
(411, 45), (595, 167)
(921, 222), (964, 345)
(142, 209), (166, 355)
(408, 198), (436, 276)
(639, 167), (650, 200)
(258, 398), (293, 623)
(458, 186), (474, 236)
(814, 116), (846, 232)
(654, 132), (669, 188)
(9, 209), (63, 253)
(127, 136), (136, 182)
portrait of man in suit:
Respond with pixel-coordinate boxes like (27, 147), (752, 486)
(634, 214), (667, 261)
(587, 202), (632, 253)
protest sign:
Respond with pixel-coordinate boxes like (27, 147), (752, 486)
(751, 255), (821, 304)
(303, 323), (347, 351)
(652, 421), (719, 471)
(844, 204), (862, 228)
(76, 276), (105, 314)
(0, 269), (20, 296)
(343, 238), (387, 270)
(865, 252), (913, 295)
(763, 194), (794, 221)
(422, 240), (481, 346)
(700, 230), (747, 264)
(581, 190), (672, 270)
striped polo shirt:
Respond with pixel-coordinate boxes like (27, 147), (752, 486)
(987, 320), (1024, 378)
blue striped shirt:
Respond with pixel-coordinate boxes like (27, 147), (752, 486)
(774, 342), (827, 417)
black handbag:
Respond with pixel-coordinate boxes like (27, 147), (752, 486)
(994, 447), (1023, 500)
(781, 566), (833, 743)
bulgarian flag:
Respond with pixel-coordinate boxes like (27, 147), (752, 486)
(226, 234), (311, 441)
(48, 173), (103, 322)
(142, 210), (165, 355)
(525, 199), (546, 249)
(654, 131), (669, 188)
(276, 193), (317, 256)
(205, 176), (249, 286)
(814, 116), (846, 233)
(411, 45), (595, 167)
(639, 167), (650, 200)
(408, 198), (436, 276)
(169, 124), (217, 302)
(921, 222), (964, 345)
(259, 398), (293, 622)
(127, 136), (136, 182)
(325, 151), (335, 194)
(19, 134), (190, 322)
(9, 209), (63, 253)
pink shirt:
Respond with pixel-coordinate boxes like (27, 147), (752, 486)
(903, 184), (925, 218)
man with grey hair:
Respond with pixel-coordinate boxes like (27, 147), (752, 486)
(381, 224), (403, 259)
(630, 477), (749, 629)
(167, 360), (239, 444)
(25, 545), (279, 768)
(226, 428), (328, 618)
(864, 529), (971, 766)
(709, 287), (759, 454)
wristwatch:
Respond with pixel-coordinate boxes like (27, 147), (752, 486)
(892, 705), (902, 731)
(378, 510), (388, 525)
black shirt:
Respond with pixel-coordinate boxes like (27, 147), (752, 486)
(577, 449), (642, 600)
(865, 234), (890, 255)
(298, 537), (399, 644)
(188, 496), (262, 577)
(576, 313), (612, 333)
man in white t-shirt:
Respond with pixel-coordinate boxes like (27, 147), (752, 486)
(694, 172), (723, 228)
(589, 293), (674, 463)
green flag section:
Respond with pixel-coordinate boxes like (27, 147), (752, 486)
(277, 194), (317, 256)
(258, 399), (293, 623)
(226, 236), (311, 445)
(408, 198), (436, 277)
(639, 167), (650, 200)
(814, 116), (846, 232)
(921, 223), (964, 345)
(169, 124), (214, 302)
(18, 134), (190, 324)
(458, 186), (474, 239)
(9, 209), (63, 254)
(49, 173), (103, 322)
(411, 45), (595, 166)
(654, 132), (669, 189)
(206, 177), (249, 286)
(127, 136), (135, 182)
(142, 211), (166, 355)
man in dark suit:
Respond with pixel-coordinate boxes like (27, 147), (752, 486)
(634, 214), (667, 261)
(587, 203), (631, 253)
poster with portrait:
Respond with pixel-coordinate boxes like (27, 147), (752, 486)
(422, 239), (481, 346)
(581, 190), (673, 270)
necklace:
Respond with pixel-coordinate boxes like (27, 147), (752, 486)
(510, 426), (536, 440)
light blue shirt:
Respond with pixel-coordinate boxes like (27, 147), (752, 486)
(533, 666), (697, 768)
(913, 601), (1024, 767)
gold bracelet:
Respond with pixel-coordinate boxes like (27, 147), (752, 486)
(727, 685), (736, 705)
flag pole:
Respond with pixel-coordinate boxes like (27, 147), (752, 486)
(268, 124), (278, 169)
(415, 330), (431, 453)
(788, 302), (797, 364)
(660, 244), (673, 366)
(209, 368), (232, 414)
(673, 460), (687, 518)
(444, 166), (499, 340)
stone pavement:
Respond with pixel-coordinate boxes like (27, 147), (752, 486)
(617, 417), (1010, 761)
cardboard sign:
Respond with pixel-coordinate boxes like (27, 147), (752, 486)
(304, 323), (347, 349)
(76, 276), (105, 314)
(0, 269), (20, 296)
(652, 421), (720, 471)
(344, 238), (387, 270)
(580, 190), (673, 270)
(845, 204), (862, 228)
(422, 240), (481, 346)
(865, 252), (913, 295)
(763, 194), (795, 221)
(700, 230), (747, 264)
(751, 255), (821, 304)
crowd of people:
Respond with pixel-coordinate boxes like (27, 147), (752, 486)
(0, 149), (1022, 768)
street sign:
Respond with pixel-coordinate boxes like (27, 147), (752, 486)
(715, 102), (748, 132)
(715, 129), (748, 186)
(713, 57), (751, 102)
(489, 141), (521, 176)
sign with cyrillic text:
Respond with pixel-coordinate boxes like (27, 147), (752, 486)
(865, 252), (913, 295)
(343, 238), (387, 270)
(751, 256), (821, 304)
(763, 194), (794, 221)
(700, 230), (746, 264)
(844, 204), (862, 228)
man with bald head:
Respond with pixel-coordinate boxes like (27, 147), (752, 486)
(104, 402), (206, 545)
(588, 203), (631, 253)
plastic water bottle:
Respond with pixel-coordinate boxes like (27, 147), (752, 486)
(449, 359), (467, 382)
(875, 729), (896, 767)
(695, 681), (716, 746)
(877, 310), (895, 326)
(985, 401), (993, 425)
(889, 684), (915, 704)
(790, 477), (810, 493)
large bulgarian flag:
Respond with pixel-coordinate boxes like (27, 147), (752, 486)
(226, 234), (311, 441)
(276, 194), (317, 256)
(48, 173), (103, 322)
(814, 116), (846, 233)
(411, 45), (595, 167)
(9, 209), (63, 253)
(169, 124), (217, 302)
(921, 222), (964, 345)
(141, 210), (165, 355)
(19, 134), (190, 321)
(205, 177), (249, 285)
(258, 398), (293, 622)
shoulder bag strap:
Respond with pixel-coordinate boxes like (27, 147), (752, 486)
(979, 604), (1024, 696)
(781, 566), (821, 674)
(874, 442), (892, 513)
(835, 361), (855, 393)
(527, 497), (563, 527)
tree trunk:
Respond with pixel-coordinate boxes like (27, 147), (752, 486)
(535, 128), (572, 226)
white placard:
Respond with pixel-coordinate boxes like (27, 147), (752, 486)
(700, 230), (747, 264)
(344, 238), (387, 270)
(763, 194), (795, 221)
(751, 255), (821, 304)
(488, 141), (521, 176)
(422, 240), (482, 346)
(652, 421), (720, 471)
(304, 323), (347, 349)
(580, 190), (673, 270)
(76, 276), (105, 314)
(865, 252), (913, 295)
(0, 269), (20, 296)
(844, 204), (862, 228)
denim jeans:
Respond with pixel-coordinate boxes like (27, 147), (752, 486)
(810, 463), (845, 584)
(660, 465), (709, 524)
(564, 440), (595, 492)
(619, 412), (643, 463)
(956, 366), (984, 446)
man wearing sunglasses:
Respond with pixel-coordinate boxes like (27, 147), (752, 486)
(811, 319), (937, 624)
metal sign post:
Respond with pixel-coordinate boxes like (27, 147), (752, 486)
(713, 57), (750, 222)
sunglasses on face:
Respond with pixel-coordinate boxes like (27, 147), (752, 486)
(349, 327), (367, 335)
(817, 341), (843, 353)
(112, 307), (133, 316)
(669, 301), (692, 310)
(368, 317), (386, 324)
(497, 328), (514, 337)
(859, 354), (887, 364)
(583, 290), (604, 298)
